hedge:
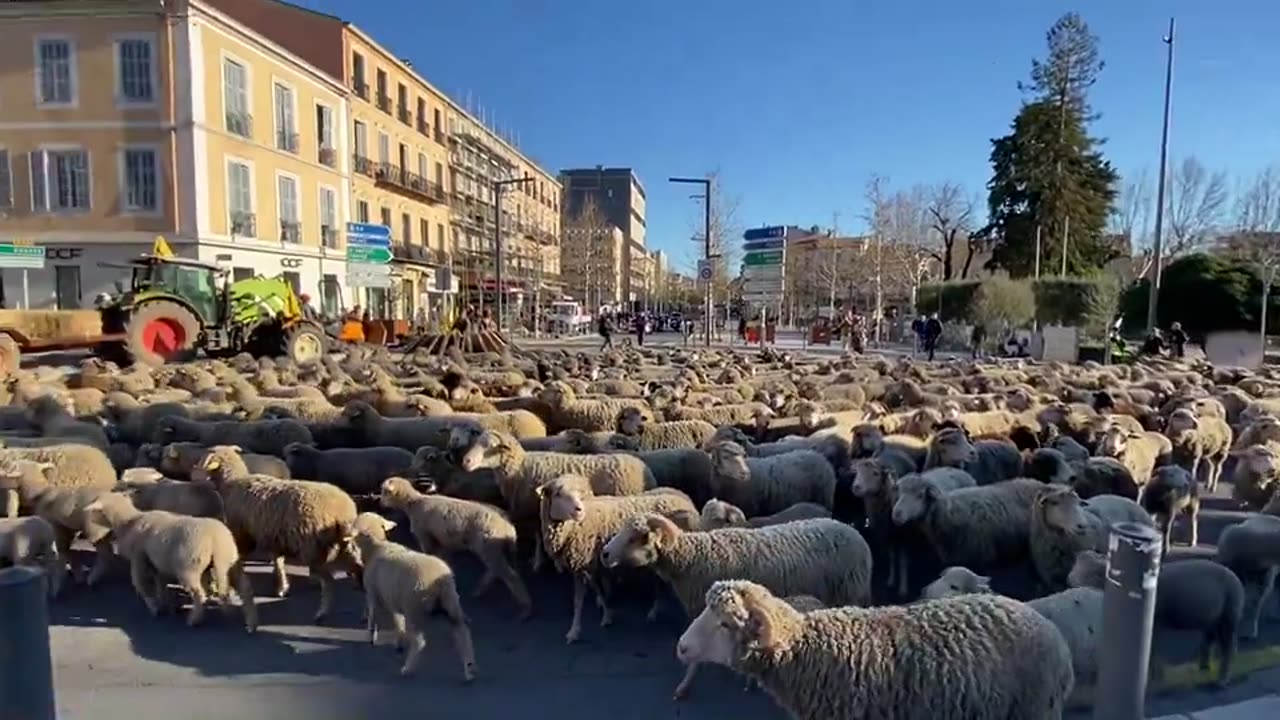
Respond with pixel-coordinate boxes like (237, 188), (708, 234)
(916, 277), (1117, 331)
(1119, 253), (1280, 340)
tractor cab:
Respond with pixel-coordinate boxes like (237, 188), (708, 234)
(101, 255), (226, 326)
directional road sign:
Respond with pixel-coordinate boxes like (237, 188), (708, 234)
(743, 226), (786, 241)
(347, 264), (393, 289)
(743, 250), (784, 266)
(346, 245), (392, 264)
(741, 226), (787, 305)
(743, 238), (785, 252)
(0, 244), (46, 269)
(345, 222), (391, 247)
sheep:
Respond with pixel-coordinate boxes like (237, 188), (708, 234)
(601, 445), (716, 508)
(1141, 465), (1201, 549)
(406, 446), (505, 507)
(0, 444), (117, 517)
(706, 441), (835, 518)
(347, 512), (477, 681)
(140, 442), (291, 480)
(851, 457), (914, 598)
(116, 467), (224, 519)
(1029, 484), (1153, 593)
(518, 429), (609, 453)
(923, 427), (1022, 485)
(850, 423), (926, 466)
(698, 499), (831, 530)
(80, 492), (257, 632)
(1069, 457), (1141, 501)
(1164, 408), (1233, 492)
(943, 408), (1038, 441)
(539, 381), (652, 432)
(707, 426), (852, 477)
(0, 458), (115, 585)
(1227, 444), (1280, 511)
(536, 474), (699, 643)
(1095, 425), (1173, 497)
(153, 416), (313, 457)
(664, 402), (773, 430)
(196, 449), (358, 622)
(379, 476), (530, 618)
(892, 477), (1044, 572)
(282, 442), (415, 496)
(25, 394), (110, 448)
(1213, 514), (1280, 639)
(0, 514), (63, 597)
(675, 580), (1074, 720)
(615, 406), (716, 450)
(1070, 550), (1243, 688)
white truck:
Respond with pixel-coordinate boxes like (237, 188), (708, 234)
(546, 301), (593, 336)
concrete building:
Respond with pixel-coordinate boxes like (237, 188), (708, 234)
(560, 167), (647, 305)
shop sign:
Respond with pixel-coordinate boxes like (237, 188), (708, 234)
(281, 257), (303, 268)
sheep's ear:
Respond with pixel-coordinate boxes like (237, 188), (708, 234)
(38, 462), (55, 473)
(381, 518), (397, 532)
(644, 513), (678, 545)
(533, 484), (548, 499)
(743, 590), (780, 651)
(975, 575), (993, 591)
(226, 445), (243, 454)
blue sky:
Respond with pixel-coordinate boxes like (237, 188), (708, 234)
(302, 0), (1279, 272)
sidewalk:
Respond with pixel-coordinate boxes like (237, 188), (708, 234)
(1151, 695), (1280, 719)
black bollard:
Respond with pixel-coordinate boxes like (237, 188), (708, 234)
(1093, 521), (1163, 720)
(0, 567), (56, 720)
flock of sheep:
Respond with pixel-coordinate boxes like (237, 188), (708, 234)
(2, 342), (1280, 720)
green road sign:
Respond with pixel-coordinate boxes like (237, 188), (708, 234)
(743, 250), (783, 266)
(346, 245), (392, 264)
(0, 244), (46, 269)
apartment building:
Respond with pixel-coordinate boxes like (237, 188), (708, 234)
(0, 0), (352, 312)
(560, 167), (647, 304)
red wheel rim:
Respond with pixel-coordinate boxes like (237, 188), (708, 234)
(141, 318), (186, 357)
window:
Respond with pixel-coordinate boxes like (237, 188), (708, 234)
(350, 52), (366, 96)
(397, 83), (409, 123)
(321, 274), (340, 317)
(223, 58), (250, 137)
(30, 148), (90, 212)
(416, 97), (428, 134)
(356, 200), (369, 223)
(54, 266), (81, 309)
(281, 271), (301, 296)
(232, 267), (255, 283)
(433, 108), (442, 140)
(380, 206), (391, 229)
(274, 82), (297, 152)
(121, 147), (158, 212)
(401, 213), (411, 244)
(277, 174), (300, 242)
(319, 186), (338, 248)
(316, 104), (335, 165)
(375, 68), (389, 111)
(0, 150), (12, 211)
(417, 152), (428, 179)
(437, 223), (445, 252)
(353, 120), (367, 157)
(227, 160), (254, 236)
(115, 36), (154, 104)
(420, 218), (429, 246)
(398, 143), (408, 172)
(377, 132), (389, 164)
(435, 162), (444, 189)
(36, 37), (75, 106)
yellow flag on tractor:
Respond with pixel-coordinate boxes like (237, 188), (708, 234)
(152, 236), (175, 258)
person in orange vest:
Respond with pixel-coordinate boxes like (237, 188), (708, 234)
(339, 305), (365, 343)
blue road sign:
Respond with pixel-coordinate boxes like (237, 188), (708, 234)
(345, 222), (392, 246)
(743, 226), (786, 241)
(743, 238), (785, 252)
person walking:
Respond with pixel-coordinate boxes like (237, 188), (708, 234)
(923, 313), (943, 361)
(970, 323), (986, 359)
(1169, 321), (1189, 358)
(911, 315), (925, 356)
(635, 312), (646, 346)
(737, 314), (748, 344)
(598, 312), (614, 351)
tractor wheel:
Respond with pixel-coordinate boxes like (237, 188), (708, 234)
(281, 322), (327, 365)
(126, 300), (200, 366)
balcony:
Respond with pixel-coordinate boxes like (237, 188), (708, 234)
(318, 146), (336, 167)
(376, 93), (392, 113)
(352, 79), (369, 100)
(353, 154), (376, 178)
(321, 225), (339, 249)
(373, 162), (446, 204)
(225, 111), (252, 138)
(280, 220), (301, 243)
(417, 117), (429, 136)
(276, 130), (299, 154)
(230, 211), (256, 237)
(397, 105), (412, 125)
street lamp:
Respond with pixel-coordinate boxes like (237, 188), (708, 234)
(1146, 17), (1176, 334)
(669, 176), (712, 347)
(494, 175), (535, 335)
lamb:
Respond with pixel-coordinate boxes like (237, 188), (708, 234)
(140, 442), (291, 480)
(706, 441), (835, 518)
(0, 459), (115, 585)
(614, 406), (716, 450)
(379, 476), (530, 618)
(892, 477), (1044, 571)
(676, 580), (1074, 720)
(348, 512), (477, 681)
(698, 498), (831, 530)
(196, 449), (358, 622)
(80, 492), (257, 632)
(1070, 550), (1242, 688)
(0, 514), (62, 597)
(536, 474), (699, 643)
(539, 381), (652, 432)
(1030, 484), (1153, 593)
(25, 394), (110, 448)
(0, 444), (117, 517)
(1141, 465), (1201, 549)
(153, 415), (313, 457)
(923, 427), (1022, 485)
(851, 457), (915, 598)
(1213, 514), (1280, 639)
(1164, 408), (1233, 492)
(1095, 425), (1173, 497)
(116, 467), (224, 519)
(283, 442), (415, 496)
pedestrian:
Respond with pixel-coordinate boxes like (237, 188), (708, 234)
(852, 312), (867, 353)
(924, 313), (943, 361)
(911, 315), (925, 355)
(598, 312), (613, 351)
(635, 312), (646, 346)
(738, 314), (748, 343)
(1169, 321), (1188, 359)
(970, 323), (986, 359)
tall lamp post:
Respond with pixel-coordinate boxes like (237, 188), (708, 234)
(1145, 17), (1176, 334)
(494, 175), (535, 335)
(669, 175), (712, 347)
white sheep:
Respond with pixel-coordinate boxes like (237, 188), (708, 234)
(1096, 425), (1172, 498)
(0, 514), (62, 597)
(1164, 408), (1232, 492)
(614, 407), (716, 450)
(0, 458), (116, 586)
(698, 498), (831, 530)
(116, 468), (225, 520)
(1030, 484), (1153, 593)
(706, 441), (835, 518)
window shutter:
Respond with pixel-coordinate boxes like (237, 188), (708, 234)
(28, 150), (48, 211)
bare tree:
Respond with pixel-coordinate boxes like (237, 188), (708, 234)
(1167, 156), (1228, 254)
(926, 182), (975, 281)
(561, 196), (614, 309)
(1111, 168), (1154, 281)
(1221, 165), (1280, 347)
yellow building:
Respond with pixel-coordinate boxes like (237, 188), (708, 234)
(0, 0), (351, 313)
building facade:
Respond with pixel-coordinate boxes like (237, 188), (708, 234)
(560, 166), (648, 306)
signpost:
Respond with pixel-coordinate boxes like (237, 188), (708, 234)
(0, 242), (46, 309)
(345, 222), (393, 290)
(741, 226), (787, 346)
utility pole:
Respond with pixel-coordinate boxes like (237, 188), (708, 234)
(1146, 17), (1176, 334)
(493, 175), (535, 335)
(669, 176), (713, 347)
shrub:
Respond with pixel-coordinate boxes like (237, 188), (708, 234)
(972, 277), (1036, 331)
(915, 281), (981, 322)
(1120, 253), (1280, 340)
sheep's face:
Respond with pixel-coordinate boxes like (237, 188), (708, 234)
(379, 477), (417, 510)
(1237, 445), (1279, 478)
(340, 401), (374, 426)
(850, 460), (888, 499)
(560, 429), (596, 454)
(1165, 409), (1199, 439)
(536, 478), (586, 522)
(939, 401), (963, 422)
(617, 408), (646, 436)
(1036, 486), (1091, 535)
(537, 382), (569, 408)
(930, 431), (976, 467)
(920, 567), (991, 600)
(699, 499), (746, 529)
(863, 402), (889, 421)
(890, 477), (935, 525)
(600, 517), (665, 568)
(676, 604), (740, 669)
(795, 402), (821, 430)
(907, 408), (941, 437)
(1067, 550), (1107, 589)
(752, 407), (775, 431)
(709, 443), (750, 483)
(851, 425), (883, 458)
(456, 431), (502, 472)
(1246, 416), (1280, 443)
(606, 433), (639, 451)
(1096, 427), (1131, 458)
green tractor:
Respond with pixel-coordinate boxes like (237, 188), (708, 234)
(96, 255), (328, 366)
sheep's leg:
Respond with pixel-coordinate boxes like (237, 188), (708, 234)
(152, 576), (173, 615)
(672, 662), (699, 701)
(310, 563), (335, 624)
(54, 528), (80, 584)
(2, 488), (18, 518)
(230, 562), (257, 633)
(180, 572), (208, 627)
(398, 620), (425, 677)
(1247, 567), (1280, 638)
(390, 613), (408, 653)
(896, 550), (911, 600)
(273, 556), (290, 598)
(471, 569), (496, 598)
(530, 536), (545, 573)
(87, 541), (114, 587)
(439, 590), (477, 682)
(130, 559), (159, 616)
(1217, 619), (1238, 689)
(365, 593), (380, 645)
(489, 554), (532, 620)
(588, 575), (613, 627)
(885, 545), (897, 594)
(1187, 498), (1200, 548)
(565, 576), (587, 644)
(646, 582), (663, 623)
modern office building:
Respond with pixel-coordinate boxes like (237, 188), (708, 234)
(559, 166), (647, 304)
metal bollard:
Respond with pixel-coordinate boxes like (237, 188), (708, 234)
(0, 566), (57, 720)
(1093, 521), (1162, 720)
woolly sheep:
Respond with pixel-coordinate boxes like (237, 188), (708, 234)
(676, 580), (1074, 720)
(850, 424), (926, 466)
(283, 442), (415, 496)
(0, 458), (115, 585)
(154, 415), (313, 457)
(1141, 465), (1201, 549)
(25, 395), (110, 448)
(708, 426), (852, 476)
(197, 449), (359, 622)
(1025, 447), (1076, 485)
(850, 457), (916, 598)
(1030, 485), (1153, 593)
(1227, 444), (1280, 511)
(665, 401), (774, 430)
(406, 446), (505, 508)
(1213, 514), (1280, 639)
(888, 467), (979, 525)
(1069, 456), (1141, 501)
(0, 514), (62, 597)
(116, 468), (225, 519)
(140, 442), (290, 480)
(0, 444), (117, 517)
(615, 407), (716, 450)
(698, 498), (831, 530)
(536, 474), (698, 643)
(923, 428), (1022, 486)
(892, 477), (1043, 571)
(81, 492), (257, 632)
(379, 476), (530, 618)
(539, 381), (652, 432)
(1165, 408), (1232, 492)
(1095, 425), (1173, 496)
(706, 441), (835, 518)
(348, 512), (477, 680)
(601, 446), (716, 508)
